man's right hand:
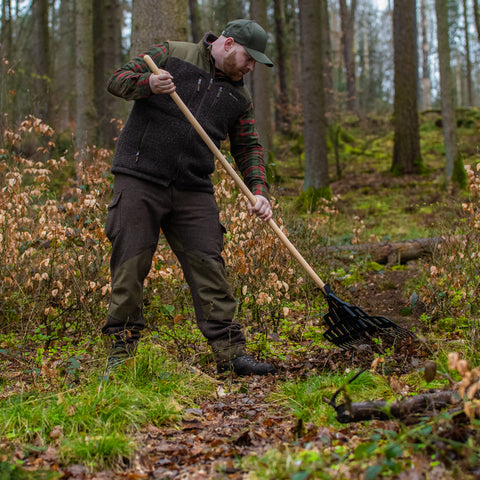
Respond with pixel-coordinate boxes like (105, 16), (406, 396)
(148, 71), (176, 95)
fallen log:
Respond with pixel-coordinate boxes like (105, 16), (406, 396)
(318, 236), (448, 265)
(332, 390), (461, 424)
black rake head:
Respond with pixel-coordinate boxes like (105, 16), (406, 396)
(321, 285), (415, 350)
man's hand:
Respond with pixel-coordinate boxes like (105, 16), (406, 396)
(148, 70), (176, 95)
(247, 195), (272, 222)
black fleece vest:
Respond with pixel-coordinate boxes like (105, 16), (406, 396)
(112, 55), (249, 192)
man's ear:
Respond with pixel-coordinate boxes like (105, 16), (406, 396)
(224, 37), (235, 51)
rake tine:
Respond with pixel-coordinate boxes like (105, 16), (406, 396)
(321, 284), (415, 349)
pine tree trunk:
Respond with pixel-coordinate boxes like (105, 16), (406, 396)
(420, 0), (431, 110)
(322, 0), (333, 115)
(250, 0), (273, 161)
(434, 0), (458, 182)
(189, 0), (203, 43)
(52, 0), (76, 133)
(462, 0), (473, 106)
(435, 0), (466, 186)
(75, 0), (98, 175)
(473, 0), (480, 43)
(299, 0), (329, 198)
(0, 0), (12, 56)
(339, 0), (358, 114)
(131, 0), (188, 56)
(94, 0), (123, 146)
(32, 0), (51, 121)
(273, 0), (291, 133)
(0, 0), (13, 135)
(392, 0), (422, 175)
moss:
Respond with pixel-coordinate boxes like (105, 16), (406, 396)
(296, 186), (332, 212)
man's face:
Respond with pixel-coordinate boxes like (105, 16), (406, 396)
(222, 44), (256, 81)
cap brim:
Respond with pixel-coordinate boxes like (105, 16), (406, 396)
(245, 46), (274, 67)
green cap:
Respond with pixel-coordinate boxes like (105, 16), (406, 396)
(222, 19), (274, 67)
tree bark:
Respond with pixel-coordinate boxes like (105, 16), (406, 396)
(339, 0), (358, 114)
(420, 0), (431, 110)
(52, 0), (76, 134)
(0, 0), (12, 57)
(273, 0), (291, 133)
(250, 0), (273, 163)
(392, 0), (422, 175)
(189, 0), (203, 43)
(75, 0), (98, 174)
(473, 0), (480, 44)
(462, 0), (473, 107)
(299, 0), (330, 198)
(434, 0), (465, 186)
(322, 0), (333, 115)
(94, 0), (123, 147)
(131, 0), (188, 56)
(32, 0), (51, 121)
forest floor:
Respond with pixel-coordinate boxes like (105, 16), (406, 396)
(4, 168), (446, 480)
(8, 265), (429, 480)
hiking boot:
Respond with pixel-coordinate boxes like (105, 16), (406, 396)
(104, 341), (138, 377)
(217, 354), (277, 376)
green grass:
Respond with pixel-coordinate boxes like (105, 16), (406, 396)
(276, 370), (391, 426)
(0, 344), (216, 469)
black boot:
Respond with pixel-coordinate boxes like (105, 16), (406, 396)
(218, 354), (277, 376)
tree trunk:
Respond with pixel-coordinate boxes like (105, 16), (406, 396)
(434, 0), (466, 186)
(273, 0), (291, 133)
(392, 0), (422, 175)
(473, 0), (480, 44)
(250, 0), (273, 163)
(339, 0), (358, 114)
(0, 0), (12, 57)
(462, 0), (473, 107)
(299, 0), (330, 205)
(322, 0), (333, 115)
(32, 0), (51, 121)
(189, 0), (203, 43)
(420, 0), (431, 110)
(94, 0), (123, 146)
(0, 0), (13, 135)
(52, 0), (76, 134)
(131, 0), (188, 56)
(75, 0), (98, 175)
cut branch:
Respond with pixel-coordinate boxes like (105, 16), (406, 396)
(331, 390), (461, 424)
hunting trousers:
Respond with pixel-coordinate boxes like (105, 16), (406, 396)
(101, 174), (246, 362)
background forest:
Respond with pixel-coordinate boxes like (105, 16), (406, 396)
(1, 0), (480, 479)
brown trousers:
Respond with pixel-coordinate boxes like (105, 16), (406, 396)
(101, 174), (246, 362)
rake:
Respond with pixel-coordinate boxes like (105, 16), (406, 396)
(143, 55), (415, 350)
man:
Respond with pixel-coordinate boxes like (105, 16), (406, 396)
(103, 19), (276, 376)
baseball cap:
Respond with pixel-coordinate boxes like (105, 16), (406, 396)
(222, 19), (274, 67)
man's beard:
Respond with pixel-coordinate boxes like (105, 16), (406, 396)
(222, 50), (246, 81)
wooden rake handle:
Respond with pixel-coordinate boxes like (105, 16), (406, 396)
(143, 54), (326, 292)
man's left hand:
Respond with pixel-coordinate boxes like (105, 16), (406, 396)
(247, 195), (272, 222)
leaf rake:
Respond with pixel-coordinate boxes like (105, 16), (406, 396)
(143, 55), (416, 350)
